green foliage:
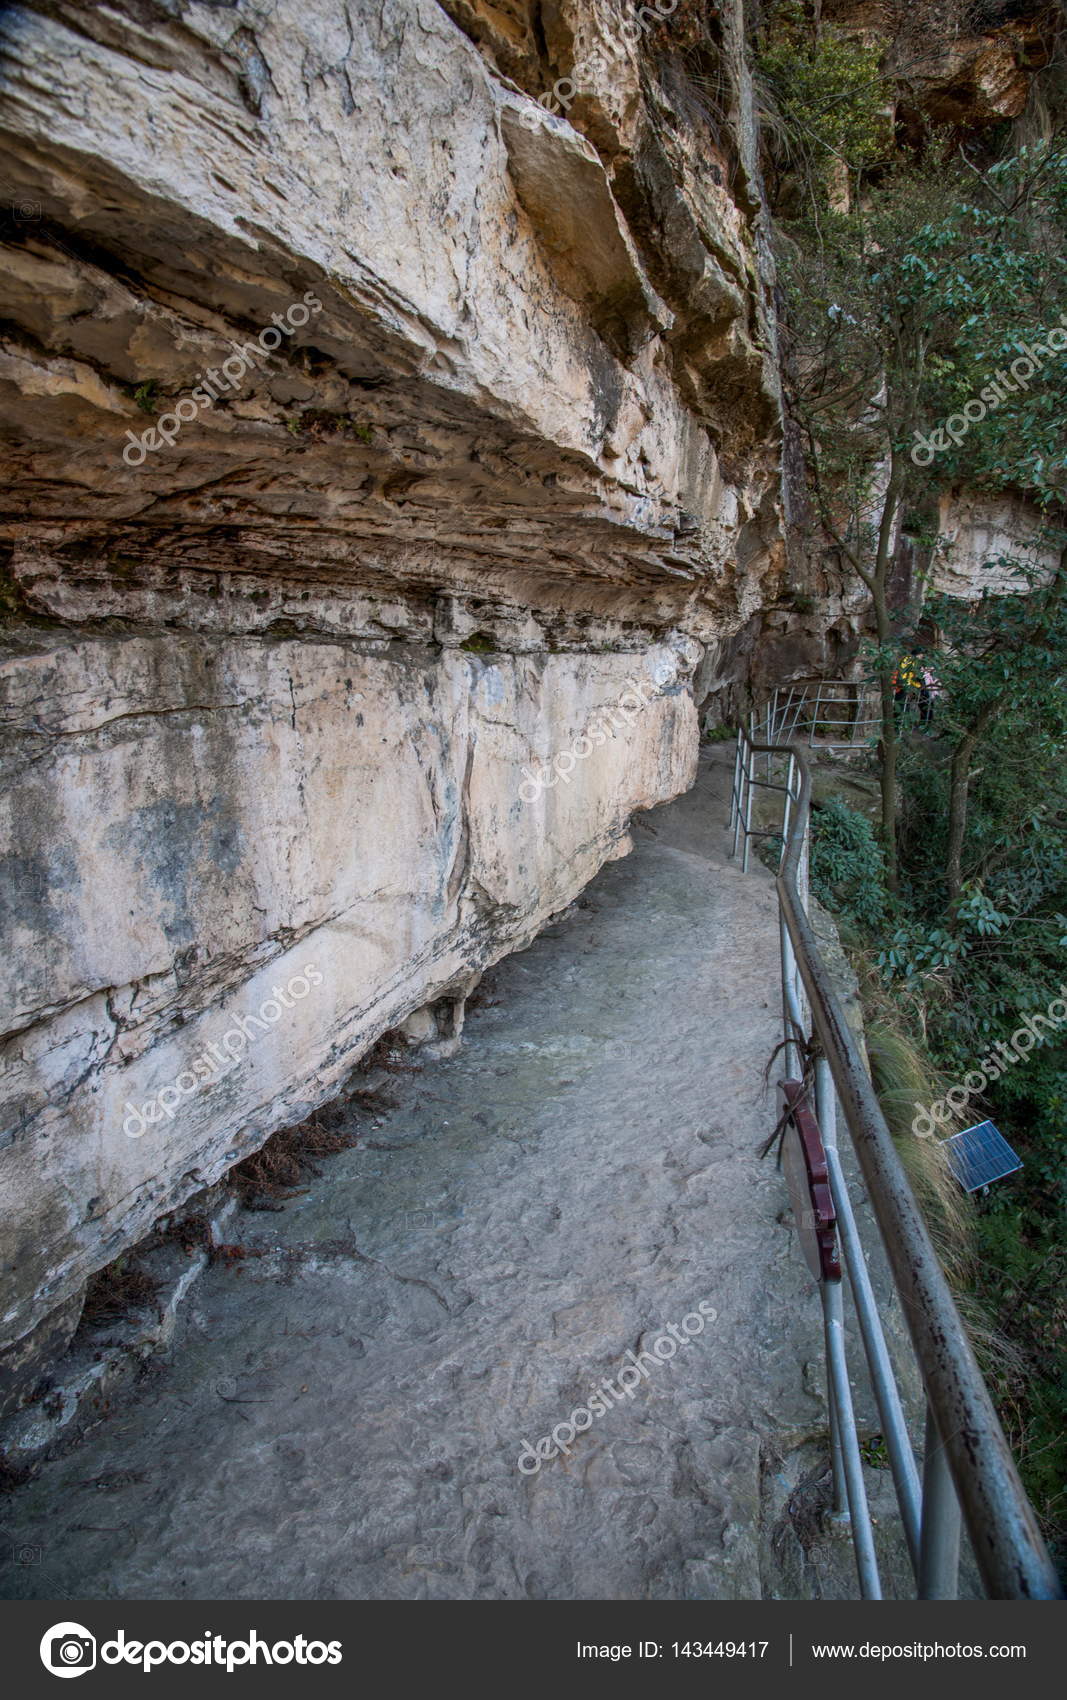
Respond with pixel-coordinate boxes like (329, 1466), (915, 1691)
(876, 922), (963, 981)
(811, 795), (886, 926)
(288, 410), (375, 443)
(824, 725), (1067, 1541)
(883, 561), (1067, 1061)
(781, 589), (816, 613)
(765, 39), (1067, 1542)
(0, 563), (27, 621)
(860, 1433), (889, 1469)
(757, 4), (890, 206)
(974, 1059), (1067, 1553)
(779, 145), (1067, 540)
(902, 149), (1067, 506)
(866, 637), (1067, 1542)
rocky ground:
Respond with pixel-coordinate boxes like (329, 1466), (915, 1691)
(0, 748), (916, 1600)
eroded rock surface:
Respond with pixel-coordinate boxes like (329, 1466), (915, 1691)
(0, 2), (790, 1381)
(933, 489), (1061, 598)
(0, 750), (917, 1601)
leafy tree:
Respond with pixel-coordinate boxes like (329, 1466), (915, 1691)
(766, 46), (1067, 1538)
(756, 3), (892, 210)
(777, 143), (1067, 889)
(926, 550), (1067, 905)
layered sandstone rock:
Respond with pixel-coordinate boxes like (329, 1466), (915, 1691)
(821, 0), (1055, 133)
(0, 0), (788, 1393)
(932, 489), (1061, 597)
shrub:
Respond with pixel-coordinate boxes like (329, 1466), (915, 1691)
(811, 796), (886, 926)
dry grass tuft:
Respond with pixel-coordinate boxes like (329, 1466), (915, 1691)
(230, 1113), (357, 1210)
(80, 1258), (160, 1327)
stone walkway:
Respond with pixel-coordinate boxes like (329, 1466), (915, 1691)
(0, 748), (851, 1600)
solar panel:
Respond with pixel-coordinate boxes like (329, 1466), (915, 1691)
(940, 1120), (1023, 1192)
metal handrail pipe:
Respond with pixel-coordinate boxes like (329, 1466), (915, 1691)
(920, 1403), (964, 1598)
(751, 737), (1061, 1600)
(824, 1291), (883, 1597)
(824, 1142), (923, 1572)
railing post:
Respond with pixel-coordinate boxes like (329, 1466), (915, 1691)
(741, 718), (755, 874)
(822, 1279), (850, 1520)
(779, 757), (804, 1078)
(815, 975), (863, 1550)
(822, 1281), (883, 1597)
(730, 727), (743, 842)
(780, 752), (795, 879)
(824, 1142), (923, 1574)
(780, 916), (798, 1080)
(797, 796), (810, 915)
(814, 1056), (836, 1157)
(919, 1403), (962, 1599)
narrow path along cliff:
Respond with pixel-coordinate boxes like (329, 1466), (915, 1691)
(1, 749), (834, 1600)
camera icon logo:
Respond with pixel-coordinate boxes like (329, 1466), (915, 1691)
(39, 1623), (97, 1679)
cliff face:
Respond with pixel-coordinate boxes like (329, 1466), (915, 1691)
(932, 490), (1061, 596)
(0, 1), (788, 1384)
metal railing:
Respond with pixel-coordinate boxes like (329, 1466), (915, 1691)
(730, 724), (1061, 1600)
(763, 678), (880, 752)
